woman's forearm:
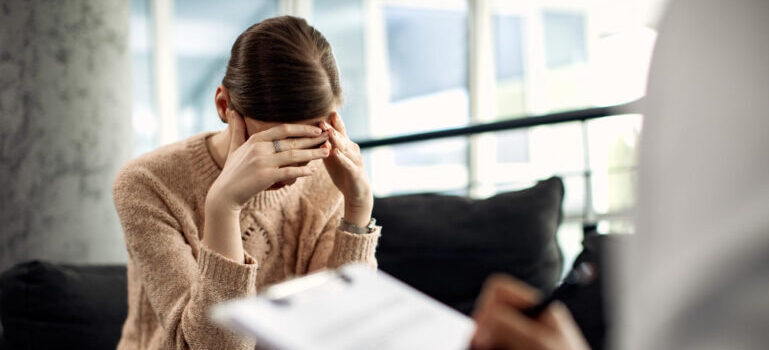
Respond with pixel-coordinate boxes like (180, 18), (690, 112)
(203, 196), (246, 263)
(344, 199), (373, 227)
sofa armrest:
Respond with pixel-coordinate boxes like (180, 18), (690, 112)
(0, 262), (127, 350)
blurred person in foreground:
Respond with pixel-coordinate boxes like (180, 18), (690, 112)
(470, 0), (769, 348)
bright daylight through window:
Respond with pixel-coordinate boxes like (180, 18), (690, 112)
(131, 0), (659, 268)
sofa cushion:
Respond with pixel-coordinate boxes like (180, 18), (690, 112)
(374, 176), (564, 315)
(0, 262), (127, 350)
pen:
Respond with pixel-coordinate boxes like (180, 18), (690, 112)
(522, 262), (597, 318)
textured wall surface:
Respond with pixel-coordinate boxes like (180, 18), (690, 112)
(0, 0), (132, 272)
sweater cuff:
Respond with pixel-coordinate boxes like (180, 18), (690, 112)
(330, 226), (381, 267)
(197, 245), (258, 289)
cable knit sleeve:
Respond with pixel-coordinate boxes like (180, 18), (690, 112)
(307, 198), (381, 271)
(113, 167), (258, 350)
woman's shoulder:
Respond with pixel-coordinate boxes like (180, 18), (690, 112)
(113, 132), (214, 200)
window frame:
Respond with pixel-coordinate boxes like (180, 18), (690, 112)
(139, 0), (645, 231)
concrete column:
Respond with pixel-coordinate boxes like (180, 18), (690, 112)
(0, 0), (132, 272)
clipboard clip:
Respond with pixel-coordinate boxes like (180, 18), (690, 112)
(262, 270), (353, 306)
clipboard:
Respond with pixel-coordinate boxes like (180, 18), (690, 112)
(211, 264), (475, 350)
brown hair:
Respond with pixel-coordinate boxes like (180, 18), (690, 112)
(222, 16), (341, 122)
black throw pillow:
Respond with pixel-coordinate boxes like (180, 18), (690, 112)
(373, 176), (564, 315)
(0, 261), (127, 350)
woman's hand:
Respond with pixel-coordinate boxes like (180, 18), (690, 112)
(207, 109), (331, 212)
(471, 275), (590, 350)
(320, 112), (373, 227)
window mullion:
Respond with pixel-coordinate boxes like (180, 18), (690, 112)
(468, 0), (496, 198)
(281, 0), (313, 20)
(152, 0), (179, 145)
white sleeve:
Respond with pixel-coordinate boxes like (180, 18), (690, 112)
(612, 0), (769, 349)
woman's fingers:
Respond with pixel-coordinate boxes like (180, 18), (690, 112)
(272, 148), (330, 167)
(326, 123), (362, 165)
(273, 132), (329, 152)
(330, 112), (347, 136)
(332, 148), (358, 172)
(327, 126), (346, 150)
(227, 109), (247, 155)
(272, 165), (315, 183)
(253, 124), (323, 142)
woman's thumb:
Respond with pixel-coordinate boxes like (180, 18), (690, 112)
(227, 109), (247, 153)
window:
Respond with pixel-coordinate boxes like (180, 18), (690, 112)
(130, 0), (157, 156)
(587, 114), (642, 233)
(544, 11), (587, 68)
(130, 0), (661, 270)
(384, 4), (468, 126)
(493, 14), (525, 118)
(175, 0), (279, 138)
(541, 10), (591, 112)
(368, 1), (470, 196)
(311, 0), (370, 140)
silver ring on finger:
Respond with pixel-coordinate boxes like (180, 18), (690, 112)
(273, 140), (282, 153)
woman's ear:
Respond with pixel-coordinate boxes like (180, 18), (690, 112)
(215, 85), (230, 123)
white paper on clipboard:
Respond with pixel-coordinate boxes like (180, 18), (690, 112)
(211, 264), (475, 350)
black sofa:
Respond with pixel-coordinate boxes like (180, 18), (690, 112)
(1, 177), (609, 350)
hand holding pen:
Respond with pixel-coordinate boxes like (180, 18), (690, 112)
(469, 263), (595, 350)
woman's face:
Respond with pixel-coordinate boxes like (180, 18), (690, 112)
(243, 112), (335, 190)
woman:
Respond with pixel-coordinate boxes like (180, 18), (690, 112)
(113, 16), (380, 350)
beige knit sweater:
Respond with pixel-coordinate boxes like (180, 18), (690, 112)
(112, 132), (380, 350)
